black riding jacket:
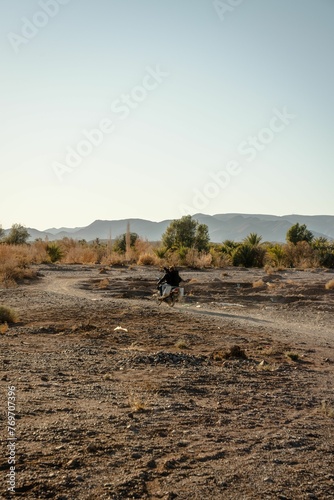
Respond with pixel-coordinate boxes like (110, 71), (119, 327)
(158, 270), (182, 287)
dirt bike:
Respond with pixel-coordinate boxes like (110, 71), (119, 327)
(157, 285), (183, 307)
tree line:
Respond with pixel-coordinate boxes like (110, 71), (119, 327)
(1, 217), (334, 269)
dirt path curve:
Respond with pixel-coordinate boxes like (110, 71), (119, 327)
(177, 302), (334, 347)
(38, 268), (333, 350)
(43, 274), (97, 300)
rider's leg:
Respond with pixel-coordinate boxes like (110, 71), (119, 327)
(159, 284), (172, 298)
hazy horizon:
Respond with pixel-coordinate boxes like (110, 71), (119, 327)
(2, 211), (334, 233)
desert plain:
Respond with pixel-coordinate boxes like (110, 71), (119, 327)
(1, 263), (334, 499)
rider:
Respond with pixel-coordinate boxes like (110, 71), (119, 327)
(158, 266), (183, 298)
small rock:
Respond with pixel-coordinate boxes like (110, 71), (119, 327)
(164, 459), (177, 470)
(87, 443), (98, 453)
(65, 458), (81, 469)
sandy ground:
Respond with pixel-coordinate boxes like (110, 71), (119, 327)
(1, 263), (334, 499)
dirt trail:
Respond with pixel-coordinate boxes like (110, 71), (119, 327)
(41, 267), (334, 348)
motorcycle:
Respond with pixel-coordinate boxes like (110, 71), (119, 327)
(156, 267), (185, 307)
(157, 285), (182, 307)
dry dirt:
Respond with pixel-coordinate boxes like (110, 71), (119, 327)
(1, 264), (334, 499)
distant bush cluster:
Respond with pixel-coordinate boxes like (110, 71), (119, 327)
(0, 219), (333, 287)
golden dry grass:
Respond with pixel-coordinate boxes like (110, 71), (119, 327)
(325, 279), (334, 290)
(0, 245), (40, 286)
(0, 305), (18, 323)
(319, 400), (334, 418)
(0, 322), (9, 334)
(137, 252), (160, 266)
(252, 279), (265, 288)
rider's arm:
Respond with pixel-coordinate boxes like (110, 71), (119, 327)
(158, 273), (167, 285)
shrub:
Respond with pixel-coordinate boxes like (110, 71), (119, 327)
(0, 306), (17, 324)
(46, 243), (63, 263)
(61, 246), (97, 264)
(101, 252), (127, 266)
(175, 339), (190, 349)
(286, 223), (313, 244)
(243, 233), (262, 246)
(265, 243), (286, 267)
(221, 240), (239, 255)
(137, 252), (159, 266)
(232, 244), (265, 268)
(320, 400), (334, 418)
(4, 224), (30, 245)
(162, 215), (210, 251)
(29, 240), (49, 263)
(113, 232), (139, 253)
(0, 245), (37, 286)
(154, 246), (167, 259)
(285, 351), (299, 362)
(325, 279), (334, 290)
(284, 241), (318, 268)
(209, 247), (231, 267)
(319, 252), (334, 268)
(253, 279), (265, 288)
(0, 322), (9, 334)
(224, 345), (248, 360)
(184, 248), (212, 269)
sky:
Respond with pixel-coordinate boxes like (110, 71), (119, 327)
(1, 0), (333, 230)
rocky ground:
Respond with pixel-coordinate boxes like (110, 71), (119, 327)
(1, 264), (334, 499)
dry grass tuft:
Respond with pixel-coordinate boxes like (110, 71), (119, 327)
(320, 400), (334, 418)
(253, 279), (265, 288)
(0, 245), (34, 286)
(0, 322), (9, 334)
(101, 253), (127, 266)
(210, 351), (225, 362)
(211, 345), (247, 361)
(261, 346), (282, 357)
(175, 339), (190, 349)
(0, 305), (18, 324)
(325, 279), (334, 290)
(137, 252), (159, 266)
(61, 247), (97, 264)
(257, 361), (279, 372)
(184, 249), (212, 269)
(285, 351), (299, 362)
(98, 278), (110, 289)
(128, 394), (148, 412)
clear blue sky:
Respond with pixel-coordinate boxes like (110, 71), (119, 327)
(1, 0), (333, 230)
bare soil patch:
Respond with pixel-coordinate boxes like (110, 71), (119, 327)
(1, 264), (334, 499)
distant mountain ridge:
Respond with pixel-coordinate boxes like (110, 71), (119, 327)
(11, 214), (334, 243)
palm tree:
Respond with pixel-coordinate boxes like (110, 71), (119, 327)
(243, 233), (262, 247)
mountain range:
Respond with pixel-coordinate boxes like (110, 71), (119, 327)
(12, 213), (334, 244)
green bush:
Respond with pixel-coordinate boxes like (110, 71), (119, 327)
(4, 224), (30, 245)
(232, 244), (265, 268)
(266, 243), (287, 267)
(46, 243), (63, 263)
(162, 215), (210, 251)
(113, 232), (138, 253)
(286, 223), (313, 244)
